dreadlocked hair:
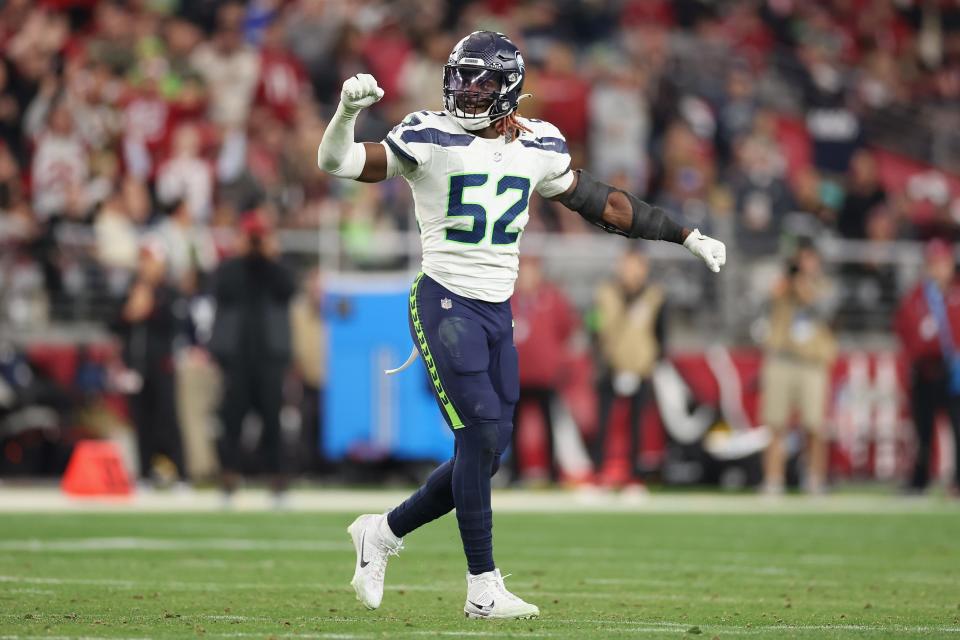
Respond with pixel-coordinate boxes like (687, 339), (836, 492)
(495, 111), (533, 141)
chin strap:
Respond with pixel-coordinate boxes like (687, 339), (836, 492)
(448, 94), (534, 136)
(447, 107), (495, 131)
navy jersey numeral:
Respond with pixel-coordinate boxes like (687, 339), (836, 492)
(492, 176), (530, 245)
(445, 174), (488, 244)
(444, 174), (530, 246)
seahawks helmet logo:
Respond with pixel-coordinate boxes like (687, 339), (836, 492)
(450, 35), (469, 61)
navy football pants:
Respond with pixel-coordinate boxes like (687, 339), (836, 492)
(387, 273), (518, 575)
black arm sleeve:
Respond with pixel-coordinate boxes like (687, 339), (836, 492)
(557, 169), (686, 243)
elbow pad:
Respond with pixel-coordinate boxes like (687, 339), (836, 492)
(556, 169), (617, 232)
(318, 138), (366, 178)
(558, 169), (684, 243)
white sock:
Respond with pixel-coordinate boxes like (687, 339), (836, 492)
(378, 513), (402, 544)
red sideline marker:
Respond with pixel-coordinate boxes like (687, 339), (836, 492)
(61, 440), (133, 498)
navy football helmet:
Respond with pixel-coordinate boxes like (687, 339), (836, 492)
(443, 31), (525, 131)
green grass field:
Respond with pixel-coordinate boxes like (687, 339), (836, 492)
(1, 504), (959, 639)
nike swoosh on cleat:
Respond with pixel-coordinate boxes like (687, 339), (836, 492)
(359, 530), (370, 568)
(468, 599), (493, 611)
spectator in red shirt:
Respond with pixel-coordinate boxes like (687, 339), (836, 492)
(509, 254), (579, 483)
(255, 16), (308, 126)
(359, 21), (411, 109)
(895, 239), (960, 495)
(526, 42), (590, 155)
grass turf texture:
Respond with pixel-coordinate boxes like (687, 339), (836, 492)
(0, 509), (958, 639)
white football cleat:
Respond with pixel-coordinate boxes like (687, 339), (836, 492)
(347, 513), (403, 609)
(464, 569), (540, 619)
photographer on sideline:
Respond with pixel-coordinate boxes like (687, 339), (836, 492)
(115, 241), (186, 486)
(209, 210), (295, 503)
(760, 242), (837, 495)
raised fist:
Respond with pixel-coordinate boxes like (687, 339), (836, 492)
(340, 73), (384, 111)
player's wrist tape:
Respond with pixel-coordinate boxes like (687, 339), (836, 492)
(317, 102), (366, 179)
(559, 169), (685, 243)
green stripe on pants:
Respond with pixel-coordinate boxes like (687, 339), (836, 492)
(409, 272), (464, 429)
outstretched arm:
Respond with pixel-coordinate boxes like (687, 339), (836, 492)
(317, 73), (390, 183)
(550, 169), (727, 273)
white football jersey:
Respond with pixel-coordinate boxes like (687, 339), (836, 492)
(384, 111), (573, 303)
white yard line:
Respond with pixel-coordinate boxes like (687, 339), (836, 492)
(1, 574), (953, 610)
(204, 635), (366, 640)
(406, 633), (555, 638)
(0, 575), (138, 587)
(0, 536), (931, 586)
(0, 487), (955, 514)
(0, 537), (348, 552)
(0, 637), (152, 640)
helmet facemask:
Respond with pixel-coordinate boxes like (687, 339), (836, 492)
(442, 31), (526, 132)
(443, 65), (513, 131)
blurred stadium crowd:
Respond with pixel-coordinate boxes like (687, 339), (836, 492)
(0, 0), (959, 323)
(0, 0), (959, 494)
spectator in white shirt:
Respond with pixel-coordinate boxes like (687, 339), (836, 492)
(30, 99), (88, 221)
(190, 3), (260, 128)
(151, 197), (218, 293)
(156, 123), (213, 224)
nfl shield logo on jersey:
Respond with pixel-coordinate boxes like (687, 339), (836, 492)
(441, 298), (453, 310)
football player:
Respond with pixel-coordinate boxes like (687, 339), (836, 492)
(319, 31), (726, 620)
